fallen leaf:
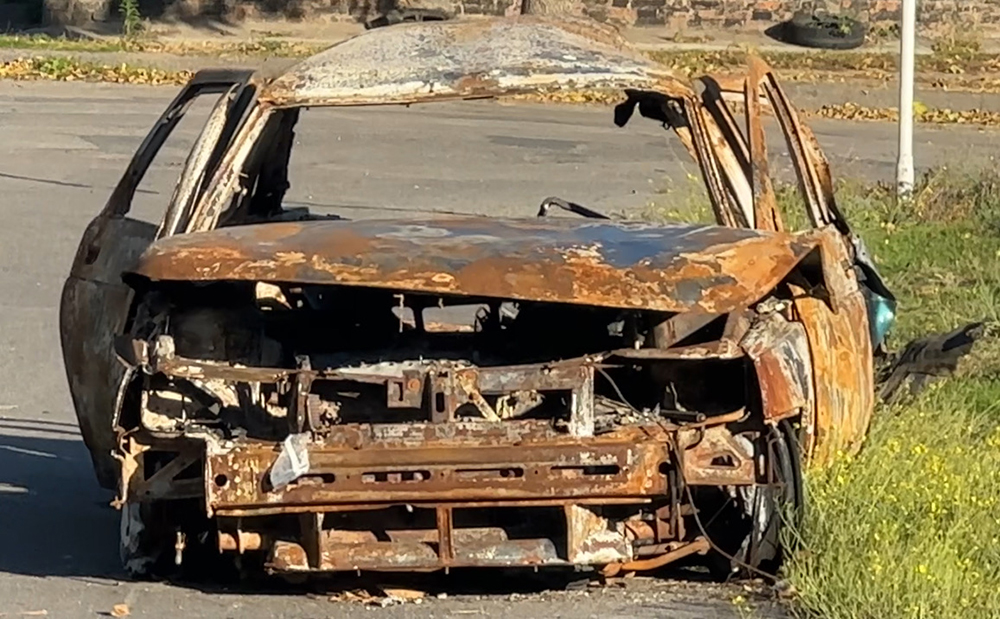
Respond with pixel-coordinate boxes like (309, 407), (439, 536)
(328, 589), (374, 603)
(382, 588), (426, 601)
(110, 604), (129, 618)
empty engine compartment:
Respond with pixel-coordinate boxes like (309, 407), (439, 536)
(127, 279), (754, 442)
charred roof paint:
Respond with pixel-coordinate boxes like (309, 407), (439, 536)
(258, 17), (682, 107)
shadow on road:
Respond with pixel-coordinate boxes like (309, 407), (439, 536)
(0, 417), (122, 580)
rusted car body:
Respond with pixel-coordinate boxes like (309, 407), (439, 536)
(60, 18), (894, 579)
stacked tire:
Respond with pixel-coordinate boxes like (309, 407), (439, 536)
(781, 12), (867, 50)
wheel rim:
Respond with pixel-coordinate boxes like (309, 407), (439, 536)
(742, 421), (803, 573)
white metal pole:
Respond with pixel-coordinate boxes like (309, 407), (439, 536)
(897, 0), (917, 199)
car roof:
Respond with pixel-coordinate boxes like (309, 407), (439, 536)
(257, 17), (684, 107)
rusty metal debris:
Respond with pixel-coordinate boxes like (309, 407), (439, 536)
(59, 17), (894, 584)
(600, 536), (710, 577)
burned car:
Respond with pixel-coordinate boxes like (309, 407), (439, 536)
(60, 18), (895, 579)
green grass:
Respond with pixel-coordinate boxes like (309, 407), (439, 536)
(0, 34), (322, 58)
(646, 168), (1000, 618)
(783, 170), (1000, 619)
(787, 380), (1000, 619)
(0, 34), (129, 52)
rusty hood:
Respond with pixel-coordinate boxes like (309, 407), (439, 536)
(131, 217), (822, 314)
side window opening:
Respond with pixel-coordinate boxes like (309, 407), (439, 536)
(127, 95), (230, 225)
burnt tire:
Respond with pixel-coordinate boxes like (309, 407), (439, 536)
(781, 14), (866, 50)
(120, 501), (241, 583)
(748, 421), (803, 574)
(120, 502), (173, 579)
(705, 422), (803, 580)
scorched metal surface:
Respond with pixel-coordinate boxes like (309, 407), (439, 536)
(56, 16), (894, 584)
(258, 17), (679, 107)
(132, 217), (822, 313)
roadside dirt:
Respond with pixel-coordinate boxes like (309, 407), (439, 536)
(168, 571), (787, 619)
(3, 48), (997, 127)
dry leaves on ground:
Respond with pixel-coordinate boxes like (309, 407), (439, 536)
(382, 588), (427, 602)
(140, 40), (323, 59)
(812, 102), (1000, 126)
(0, 57), (190, 85)
(505, 89), (624, 106)
(647, 50), (1000, 93)
(327, 587), (427, 607)
(2, 55), (999, 128)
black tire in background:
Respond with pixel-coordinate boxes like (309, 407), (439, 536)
(781, 13), (867, 50)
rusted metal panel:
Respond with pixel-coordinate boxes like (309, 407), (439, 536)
(133, 218), (821, 314)
(601, 537), (709, 576)
(259, 17), (681, 107)
(117, 434), (208, 506)
(741, 312), (814, 423)
(218, 531), (262, 553)
(270, 536), (566, 572)
(265, 503), (633, 572)
(217, 498), (651, 518)
(204, 423), (670, 514)
(744, 57), (783, 233)
(147, 335), (293, 383)
(272, 539), (436, 571)
(607, 341), (743, 360)
(127, 449), (203, 502)
(791, 232), (874, 467)
(677, 424), (755, 486)
(648, 311), (720, 349)
(565, 505), (631, 565)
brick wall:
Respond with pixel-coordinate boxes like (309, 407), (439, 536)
(45, 0), (1000, 30)
(590, 0), (1000, 30)
(401, 0), (1000, 31)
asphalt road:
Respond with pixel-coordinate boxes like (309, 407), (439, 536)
(0, 80), (996, 618)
